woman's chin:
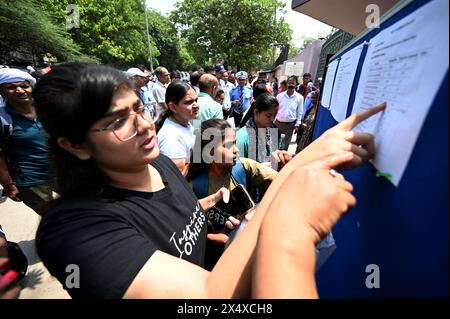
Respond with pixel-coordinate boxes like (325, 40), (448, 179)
(143, 145), (160, 162)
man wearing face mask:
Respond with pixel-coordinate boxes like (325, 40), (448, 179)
(275, 76), (304, 151)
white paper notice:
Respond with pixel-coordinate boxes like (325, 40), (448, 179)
(329, 44), (364, 122)
(352, 0), (449, 186)
(320, 59), (339, 109)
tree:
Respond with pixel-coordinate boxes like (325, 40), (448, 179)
(287, 41), (300, 60)
(171, 0), (292, 71)
(298, 36), (317, 52)
(0, 0), (90, 63)
(38, 1), (193, 70)
(40, 0), (159, 68)
(148, 9), (195, 71)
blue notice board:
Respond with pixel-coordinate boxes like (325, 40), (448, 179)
(313, 0), (449, 298)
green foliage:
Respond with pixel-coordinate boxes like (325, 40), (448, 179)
(0, 0), (91, 62)
(299, 36), (317, 52)
(37, 0), (192, 69)
(148, 9), (194, 70)
(40, 0), (159, 67)
(1, 0), (291, 70)
(171, 0), (292, 71)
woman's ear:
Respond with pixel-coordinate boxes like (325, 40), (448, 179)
(57, 137), (92, 160)
(167, 102), (177, 114)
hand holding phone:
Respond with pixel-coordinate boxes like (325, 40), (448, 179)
(206, 184), (255, 234)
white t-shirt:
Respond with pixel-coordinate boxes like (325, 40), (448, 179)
(157, 117), (195, 162)
(152, 80), (168, 118)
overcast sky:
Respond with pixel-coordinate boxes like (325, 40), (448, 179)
(145, 0), (333, 46)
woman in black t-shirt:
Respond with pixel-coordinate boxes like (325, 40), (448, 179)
(33, 63), (385, 298)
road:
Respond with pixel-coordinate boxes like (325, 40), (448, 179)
(0, 192), (70, 299)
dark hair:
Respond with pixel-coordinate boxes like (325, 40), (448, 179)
(239, 84), (272, 128)
(303, 73), (312, 77)
(204, 65), (214, 74)
(287, 76), (298, 84)
(239, 93), (278, 128)
(192, 65), (203, 72)
(32, 63), (132, 197)
(155, 80), (194, 132)
(186, 119), (232, 182)
(215, 89), (225, 99)
(253, 82), (268, 99)
(190, 71), (203, 87)
(170, 70), (181, 80)
(281, 79), (287, 86)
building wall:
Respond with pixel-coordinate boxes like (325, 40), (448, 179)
(281, 39), (325, 82)
(315, 29), (355, 86)
(264, 39), (325, 84)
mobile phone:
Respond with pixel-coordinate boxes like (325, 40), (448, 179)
(206, 184), (256, 234)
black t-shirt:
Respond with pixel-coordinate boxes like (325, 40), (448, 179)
(36, 155), (207, 299)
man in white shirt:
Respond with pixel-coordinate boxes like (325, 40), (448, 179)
(218, 70), (234, 117)
(275, 76), (304, 151)
(152, 66), (171, 120)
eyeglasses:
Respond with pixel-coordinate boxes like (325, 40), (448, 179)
(89, 106), (153, 141)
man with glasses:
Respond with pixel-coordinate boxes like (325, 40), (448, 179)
(0, 69), (55, 216)
(152, 66), (171, 120)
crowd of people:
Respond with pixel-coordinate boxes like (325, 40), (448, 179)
(0, 60), (386, 299)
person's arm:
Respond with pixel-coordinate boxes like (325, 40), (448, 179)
(271, 150), (293, 171)
(124, 152), (355, 299)
(253, 158), (355, 298)
(294, 95), (304, 134)
(157, 133), (190, 174)
(124, 103), (386, 299)
(242, 158), (278, 191)
(171, 158), (187, 174)
(0, 151), (20, 201)
(153, 87), (168, 112)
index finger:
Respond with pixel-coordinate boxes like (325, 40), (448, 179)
(336, 102), (386, 130)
